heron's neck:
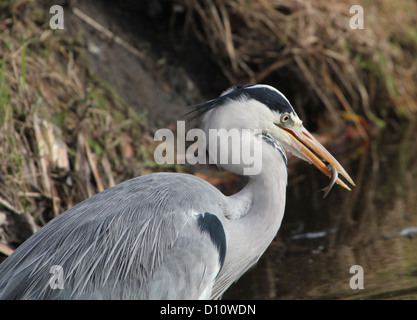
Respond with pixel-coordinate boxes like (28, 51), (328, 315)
(226, 149), (288, 254)
(239, 161), (287, 227)
(212, 145), (288, 299)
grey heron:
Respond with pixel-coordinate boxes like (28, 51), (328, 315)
(0, 84), (354, 299)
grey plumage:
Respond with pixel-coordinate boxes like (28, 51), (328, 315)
(0, 84), (354, 299)
(0, 174), (228, 299)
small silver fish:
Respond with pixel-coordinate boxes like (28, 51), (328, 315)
(321, 163), (338, 198)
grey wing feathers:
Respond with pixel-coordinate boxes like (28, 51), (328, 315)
(0, 173), (226, 299)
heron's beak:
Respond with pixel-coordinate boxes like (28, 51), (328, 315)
(277, 125), (355, 191)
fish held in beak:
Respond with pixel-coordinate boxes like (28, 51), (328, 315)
(278, 125), (355, 194)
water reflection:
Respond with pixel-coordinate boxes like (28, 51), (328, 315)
(224, 120), (417, 300)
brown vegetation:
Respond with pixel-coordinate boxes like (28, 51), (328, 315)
(1, 0), (416, 260)
(0, 1), (160, 253)
(178, 0), (417, 134)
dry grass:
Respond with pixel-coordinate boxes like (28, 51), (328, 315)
(177, 0), (417, 135)
(1, 0), (416, 252)
(0, 1), (160, 237)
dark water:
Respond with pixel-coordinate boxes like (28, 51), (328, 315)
(224, 121), (417, 300)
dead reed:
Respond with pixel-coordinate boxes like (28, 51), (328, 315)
(177, 0), (417, 135)
(0, 1), (158, 250)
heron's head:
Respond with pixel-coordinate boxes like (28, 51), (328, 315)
(190, 84), (354, 190)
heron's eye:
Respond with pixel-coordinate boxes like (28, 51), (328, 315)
(280, 114), (290, 124)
